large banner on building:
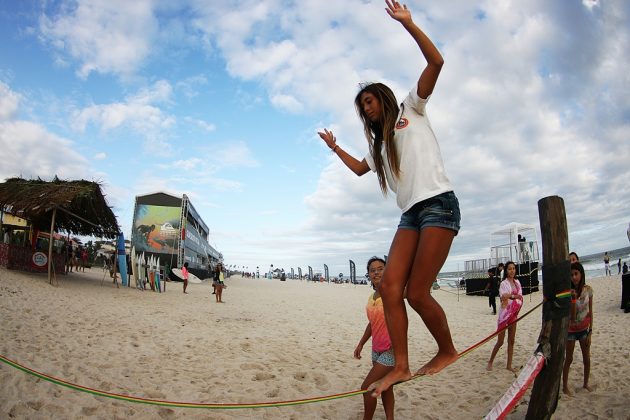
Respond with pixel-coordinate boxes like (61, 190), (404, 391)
(132, 204), (181, 254)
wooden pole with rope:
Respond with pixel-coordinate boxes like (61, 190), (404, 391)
(526, 196), (571, 419)
(47, 207), (57, 285)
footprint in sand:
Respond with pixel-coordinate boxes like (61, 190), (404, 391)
(240, 362), (264, 370)
(311, 373), (330, 390)
(265, 388), (280, 398)
(293, 372), (308, 381)
(253, 372), (275, 381)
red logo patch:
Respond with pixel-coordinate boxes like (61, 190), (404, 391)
(395, 117), (409, 129)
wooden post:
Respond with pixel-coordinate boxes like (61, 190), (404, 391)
(526, 196), (571, 419)
(47, 207), (57, 285)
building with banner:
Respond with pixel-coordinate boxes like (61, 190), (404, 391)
(131, 192), (221, 278)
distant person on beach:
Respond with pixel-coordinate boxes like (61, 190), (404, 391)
(182, 262), (189, 294)
(214, 263), (225, 303)
(484, 268), (500, 315)
(569, 252), (579, 264)
(81, 247), (88, 272)
(604, 252), (611, 276)
(618, 258), (622, 274)
(496, 263), (505, 281)
(354, 257), (395, 419)
(319, 1), (460, 395)
(623, 262), (628, 274)
(487, 261), (523, 372)
(562, 262), (593, 395)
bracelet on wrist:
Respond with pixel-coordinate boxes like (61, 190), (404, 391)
(331, 144), (339, 153)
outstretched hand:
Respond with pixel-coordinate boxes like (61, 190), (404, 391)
(385, 0), (411, 23)
(317, 128), (336, 150)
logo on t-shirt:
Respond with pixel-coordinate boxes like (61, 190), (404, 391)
(395, 117), (409, 129)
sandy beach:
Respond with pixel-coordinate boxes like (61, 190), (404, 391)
(1, 267), (628, 419)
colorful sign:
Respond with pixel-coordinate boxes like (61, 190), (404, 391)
(32, 251), (47, 267)
(132, 204), (181, 254)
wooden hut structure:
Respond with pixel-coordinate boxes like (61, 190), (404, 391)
(0, 177), (119, 283)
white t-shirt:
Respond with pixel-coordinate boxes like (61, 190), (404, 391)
(365, 87), (452, 212)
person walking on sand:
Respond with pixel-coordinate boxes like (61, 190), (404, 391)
(562, 262), (593, 396)
(484, 268), (499, 315)
(487, 261), (523, 372)
(354, 257), (395, 419)
(318, 0), (461, 396)
(182, 262), (189, 294)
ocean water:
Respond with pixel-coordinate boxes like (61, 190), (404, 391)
(573, 246), (630, 280)
(438, 245), (630, 288)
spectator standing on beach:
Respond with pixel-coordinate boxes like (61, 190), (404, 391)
(623, 262), (628, 274)
(487, 261), (523, 372)
(214, 263), (225, 303)
(562, 262), (593, 395)
(354, 257), (395, 419)
(484, 268), (500, 315)
(617, 258), (622, 274)
(604, 252), (611, 276)
(569, 252), (579, 264)
(182, 262), (189, 294)
(496, 263), (505, 281)
(318, 1), (461, 395)
(81, 247), (88, 272)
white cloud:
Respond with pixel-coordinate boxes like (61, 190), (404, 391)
(0, 120), (89, 180)
(94, 152), (107, 160)
(38, 0), (158, 79)
(0, 82), (21, 121)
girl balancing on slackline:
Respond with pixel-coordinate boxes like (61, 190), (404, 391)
(318, 0), (461, 397)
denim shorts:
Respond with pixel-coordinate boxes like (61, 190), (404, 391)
(398, 191), (461, 234)
(568, 329), (590, 341)
(372, 348), (395, 367)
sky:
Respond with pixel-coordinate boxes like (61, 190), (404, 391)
(0, 0), (628, 277)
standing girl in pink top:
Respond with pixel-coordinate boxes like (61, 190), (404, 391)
(354, 257), (395, 419)
(487, 261), (523, 372)
(182, 262), (189, 294)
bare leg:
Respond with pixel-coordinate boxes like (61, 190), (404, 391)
(579, 336), (592, 391)
(487, 330), (505, 371)
(562, 340), (576, 396)
(361, 363), (394, 420)
(368, 229), (418, 397)
(506, 323), (517, 372)
(405, 227), (458, 375)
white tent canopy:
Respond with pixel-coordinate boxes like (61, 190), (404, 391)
(490, 222), (539, 264)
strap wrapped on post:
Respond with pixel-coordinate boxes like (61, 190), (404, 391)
(542, 261), (571, 321)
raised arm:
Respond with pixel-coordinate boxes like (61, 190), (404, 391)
(386, 0), (444, 99)
(318, 128), (370, 176)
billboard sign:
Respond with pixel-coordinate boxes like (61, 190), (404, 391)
(133, 204), (181, 254)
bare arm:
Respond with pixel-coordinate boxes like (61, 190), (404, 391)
(354, 323), (372, 359)
(318, 129), (370, 176)
(386, 0), (444, 99)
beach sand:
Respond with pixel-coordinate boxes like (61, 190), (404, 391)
(1, 267), (628, 419)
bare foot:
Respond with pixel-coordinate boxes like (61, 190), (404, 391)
(416, 350), (458, 376)
(368, 368), (412, 397)
(507, 366), (519, 374)
(583, 385), (592, 392)
(486, 362), (493, 371)
(562, 387), (573, 397)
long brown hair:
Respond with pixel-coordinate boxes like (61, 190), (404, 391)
(355, 83), (401, 194)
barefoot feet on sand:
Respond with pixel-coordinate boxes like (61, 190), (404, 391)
(416, 351), (458, 376)
(368, 369), (412, 397)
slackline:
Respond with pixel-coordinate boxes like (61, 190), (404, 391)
(0, 291), (569, 409)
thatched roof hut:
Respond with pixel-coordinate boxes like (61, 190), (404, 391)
(0, 177), (119, 238)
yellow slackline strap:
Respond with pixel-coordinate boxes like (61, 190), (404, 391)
(0, 290), (568, 410)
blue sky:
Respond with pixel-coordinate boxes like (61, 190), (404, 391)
(1, 0), (628, 276)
